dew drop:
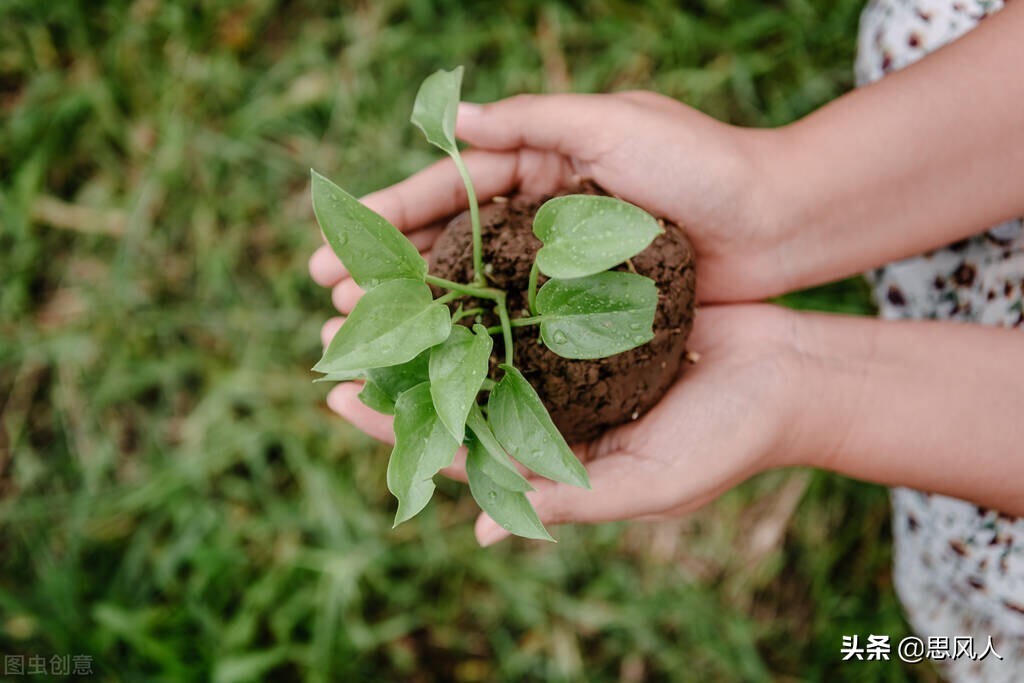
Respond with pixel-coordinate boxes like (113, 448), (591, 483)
(501, 522), (512, 530)
(335, 233), (348, 246)
(633, 335), (647, 344)
(531, 449), (544, 461)
(551, 330), (568, 345)
(628, 322), (642, 331)
(488, 491), (498, 501)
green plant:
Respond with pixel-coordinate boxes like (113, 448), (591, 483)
(311, 67), (663, 540)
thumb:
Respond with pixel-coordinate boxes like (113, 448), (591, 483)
(474, 451), (676, 547)
(457, 94), (617, 158)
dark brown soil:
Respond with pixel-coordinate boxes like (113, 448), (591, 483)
(429, 181), (696, 444)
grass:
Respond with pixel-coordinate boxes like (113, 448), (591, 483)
(0, 1), (940, 680)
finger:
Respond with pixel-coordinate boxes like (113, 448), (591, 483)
(359, 149), (537, 234)
(310, 244), (347, 287)
(407, 225), (444, 252)
(474, 452), (677, 547)
(439, 447), (469, 483)
(331, 278), (364, 314)
(320, 316), (345, 349)
(326, 382), (395, 444)
(456, 95), (620, 158)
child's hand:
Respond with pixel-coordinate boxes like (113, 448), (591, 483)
(309, 91), (788, 317)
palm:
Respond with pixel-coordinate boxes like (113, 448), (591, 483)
(560, 304), (794, 524)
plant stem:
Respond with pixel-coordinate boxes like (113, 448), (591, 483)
(451, 152), (485, 286)
(485, 316), (542, 334)
(425, 274), (515, 364)
(527, 260), (540, 314)
(425, 274), (500, 300)
(452, 306), (484, 323)
(493, 295), (514, 366)
(435, 291), (460, 305)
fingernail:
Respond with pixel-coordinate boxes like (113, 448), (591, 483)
(476, 516), (509, 547)
(458, 102), (483, 118)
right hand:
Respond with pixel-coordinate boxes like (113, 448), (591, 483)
(309, 91), (789, 317)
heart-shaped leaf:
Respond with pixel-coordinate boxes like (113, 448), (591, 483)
(487, 365), (590, 489)
(536, 271), (658, 359)
(313, 279), (451, 374)
(311, 170), (427, 289)
(466, 406), (532, 492)
(428, 324), (493, 441)
(387, 382), (460, 525)
(411, 66), (463, 155)
(466, 437), (553, 542)
(533, 195), (663, 278)
(357, 350), (430, 414)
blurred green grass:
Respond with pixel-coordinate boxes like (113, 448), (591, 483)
(0, 1), (937, 681)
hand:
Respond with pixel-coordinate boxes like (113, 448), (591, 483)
(309, 91), (789, 315)
(322, 304), (807, 546)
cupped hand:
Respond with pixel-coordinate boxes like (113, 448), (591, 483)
(309, 91), (787, 313)
(322, 303), (807, 546)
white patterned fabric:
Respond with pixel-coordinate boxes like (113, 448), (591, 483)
(856, 1), (1024, 680)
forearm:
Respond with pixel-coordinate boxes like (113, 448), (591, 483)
(762, 1), (1024, 293)
(786, 312), (1024, 516)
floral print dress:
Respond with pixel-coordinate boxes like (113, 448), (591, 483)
(856, 1), (1024, 680)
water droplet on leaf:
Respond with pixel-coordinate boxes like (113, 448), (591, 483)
(551, 330), (568, 345)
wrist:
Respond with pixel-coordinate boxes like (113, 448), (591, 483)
(767, 309), (870, 472)
(728, 125), (815, 299)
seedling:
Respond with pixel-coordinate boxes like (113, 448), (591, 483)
(312, 67), (662, 540)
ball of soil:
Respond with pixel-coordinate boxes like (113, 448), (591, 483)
(430, 181), (697, 444)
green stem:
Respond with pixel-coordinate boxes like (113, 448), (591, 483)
(425, 274), (502, 300)
(435, 291), (460, 305)
(426, 274), (515, 363)
(452, 306), (484, 323)
(485, 316), (542, 334)
(527, 260), (540, 314)
(493, 295), (514, 366)
(452, 152), (485, 285)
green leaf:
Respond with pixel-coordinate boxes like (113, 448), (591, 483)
(487, 365), (590, 489)
(466, 406), (533, 492)
(312, 369), (365, 383)
(311, 170), (427, 289)
(428, 324), (492, 441)
(357, 350), (430, 414)
(466, 438), (553, 542)
(313, 279), (451, 374)
(411, 66), (463, 155)
(533, 195), (663, 278)
(387, 382), (460, 525)
(357, 379), (394, 413)
(536, 271), (658, 359)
